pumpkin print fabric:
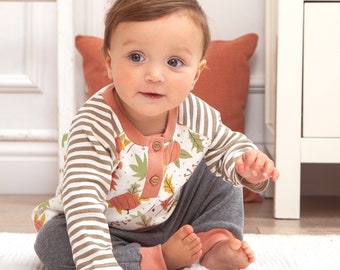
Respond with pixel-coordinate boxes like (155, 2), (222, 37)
(105, 124), (208, 230)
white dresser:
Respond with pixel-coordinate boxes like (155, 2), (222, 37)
(265, 0), (340, 218)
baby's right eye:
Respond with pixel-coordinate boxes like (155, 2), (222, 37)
(128, 53), (145, 62)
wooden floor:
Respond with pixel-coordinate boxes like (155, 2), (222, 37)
(0, 195), (339, 234)
(244, 196), (340, 235)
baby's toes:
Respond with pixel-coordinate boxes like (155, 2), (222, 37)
(241, 241), (255, 262)
(190, 237), (202, 253)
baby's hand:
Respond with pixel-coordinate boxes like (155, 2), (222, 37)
(235, 150), (279, 184)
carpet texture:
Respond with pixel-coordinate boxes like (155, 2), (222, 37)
(1, 233), (339, 269)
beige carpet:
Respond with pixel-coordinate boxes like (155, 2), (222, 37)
(1, 233), (339, 269)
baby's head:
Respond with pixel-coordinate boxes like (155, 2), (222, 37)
(103, 0), (211, 59)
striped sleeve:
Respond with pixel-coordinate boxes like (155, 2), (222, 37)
(182, 94), (268, 192)
(62, 95), (119, 269)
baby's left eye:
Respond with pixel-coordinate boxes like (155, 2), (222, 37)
(167, 58), (184, 68)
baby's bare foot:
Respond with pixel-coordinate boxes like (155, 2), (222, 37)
(162, 225), (202, 270)
(200, 238), (255, 270)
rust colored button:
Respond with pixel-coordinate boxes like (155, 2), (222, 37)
(149, 175), (160, 186)
(152, 141), (162, 151)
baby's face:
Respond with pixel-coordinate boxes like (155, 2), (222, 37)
(106, 11), (206, 122)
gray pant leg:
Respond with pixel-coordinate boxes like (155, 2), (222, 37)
(34, 215), (145, 270)
(34, 215), (75, 270)
(173, 159), (244, 239)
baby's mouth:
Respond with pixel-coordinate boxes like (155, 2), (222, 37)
(141, 92), (164, 99)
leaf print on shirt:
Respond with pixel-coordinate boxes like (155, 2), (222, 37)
(128, 183), (141, 194)
(110, 162), (122, 191)
(189, 131), (204, 153)
(61, 132), (68, 148)
(173, 148), (193, 168)
(61, 132), (68, 162)
(130, 153), (147, 180)
(37, 200), (50, 210)
(163, 174), (175, 194)
(116, 134), (132, 151)
(179, 149), (192, 159)
(115, 135), (132, 161)
(131, 211), (153, 227)
(160, 195), (174, 211)
(34, 213), (45, 232)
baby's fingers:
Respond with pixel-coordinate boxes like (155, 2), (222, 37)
(270, 168), (280, 181)
(262, 159), (279, 181)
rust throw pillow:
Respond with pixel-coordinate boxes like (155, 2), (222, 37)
(75, 35), (112, 97)
(193, 34), (258, 134)
(75, 33), (262, 203)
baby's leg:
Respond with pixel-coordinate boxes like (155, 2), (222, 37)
(199, 229), (254, 270)
(161, 225), (202, 270)
(170, 160), (255, 269)
(34, 215), (75, 269)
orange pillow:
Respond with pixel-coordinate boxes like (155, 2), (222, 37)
(75, 34), (261, 203)
(75, 35), (112, 97)
(75, 33), (257, 133)
(193, 34), (258, 133)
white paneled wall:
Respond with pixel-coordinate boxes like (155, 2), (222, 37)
(0, 2), (59, 194)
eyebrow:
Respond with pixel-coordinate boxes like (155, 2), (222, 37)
(174, 46), (194, 57)
(121, 39), (139, 47)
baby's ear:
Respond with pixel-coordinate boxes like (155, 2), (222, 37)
(193, 59), (207, 85)
(105, 52), (113, 80)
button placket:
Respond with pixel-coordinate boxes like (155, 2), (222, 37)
(140, 138), (164, 199)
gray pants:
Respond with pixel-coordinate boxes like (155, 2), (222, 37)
(34, 161), (244, 270)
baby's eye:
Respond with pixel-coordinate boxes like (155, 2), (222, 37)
(167, 58), (184, 68)
(128, 53), (145, 62)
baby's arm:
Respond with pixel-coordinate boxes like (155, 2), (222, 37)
(235, 149), (279, 184)
(62, 126), (116, 269)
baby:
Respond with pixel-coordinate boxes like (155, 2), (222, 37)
(33, 1), (279, 269)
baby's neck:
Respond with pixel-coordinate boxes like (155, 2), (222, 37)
(113, 91), (168, 136)
(131, 113), (168, 136)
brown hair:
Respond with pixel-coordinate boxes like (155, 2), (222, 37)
(103, 0), (211, 58)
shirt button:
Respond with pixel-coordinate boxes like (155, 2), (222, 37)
(152, 141), (162, 151)
(149, 176), (160, 186)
